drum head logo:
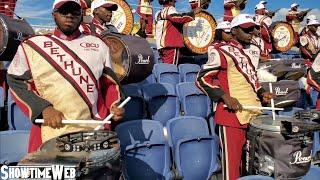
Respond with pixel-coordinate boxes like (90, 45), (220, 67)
(183, 12), (216, 54)
(110, 0), (134, 35)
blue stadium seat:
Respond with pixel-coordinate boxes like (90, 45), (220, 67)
(302, 166), (320, 180)
(150, 43), (161, 64)
(115, 120), (172, 180)
(176, 82), (212, 118)
(143, 83), (180, 124)
(0, 87), (4, 108)
(310, 89), (319, 107)
(122, 85), (146, 121)
(166, 116), (220, 180)
(178, 64), (200, 82)
(153, 64), (180, 86)
(278, 107), (303, 117)
(313, 131), (320, 157)
(237, 175), (274, 180)
(0, 130), (30, 164)
(7, 91), (31, 130)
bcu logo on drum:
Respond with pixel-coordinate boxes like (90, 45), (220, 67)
(0, 165), (77, 180)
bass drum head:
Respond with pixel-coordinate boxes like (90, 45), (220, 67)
(270, 21), (295, 53)
(183, 11), (216, 54)
(109, 0), (134, 35)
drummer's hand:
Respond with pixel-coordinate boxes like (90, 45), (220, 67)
(42, 106), (64, 129)
(193, 7), (202, 14)
(221, 94), (243, 112)
(261, 92), (276, 103)
(110, 104), (125, 121)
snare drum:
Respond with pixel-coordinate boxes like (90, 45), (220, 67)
(182, 11), (216, 54)
(109, 0), (134, 35)
(270, 21), (295, 53)
(20, 131), (120, 177)
(0, 14), (34, 61)
(101, 33), (154, 84)
(245, 115), (313, 179)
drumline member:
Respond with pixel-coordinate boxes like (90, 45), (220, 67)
(223, 0), (247, 22)
(286, 3), (310, 35)
(307, 53), (320, 110)
(300, 15), (318, 36)
(156, 0), (200, 64)
(7, 0), (125, 153)
(211, 21), (232, 46)
(196, 14), (273, 180)
(137, 0), (154, 37)
(254, 3), (272, 59)
(90, 0), (119, 35)
(300, 18), (320, 63)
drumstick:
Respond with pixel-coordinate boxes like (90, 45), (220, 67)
(223, 105), (283, 111)
(35, 119), (111, 124)
(269, 83), (276, 121)
(94, 97), (131, 130)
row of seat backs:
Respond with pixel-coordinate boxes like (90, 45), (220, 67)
(122, 82), (212, 124)
(151, 63), (200, 85)
(115, 117), (220, 180)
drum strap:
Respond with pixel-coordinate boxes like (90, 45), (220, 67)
(24, 36), (101, 119)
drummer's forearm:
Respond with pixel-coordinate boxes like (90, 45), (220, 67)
(257, 87), (267, 100)
(167, 13), (194, 24)
(7, 73), (52, 123)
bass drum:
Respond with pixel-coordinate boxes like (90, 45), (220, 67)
(109, 0), (134, 35)
(182, 11), (216, 54)
(269, 21), (295, 53)
(101, 33), (154, 84)
(0, 14), (34, 61)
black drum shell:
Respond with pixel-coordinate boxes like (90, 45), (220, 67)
(0, 14), (34, 61)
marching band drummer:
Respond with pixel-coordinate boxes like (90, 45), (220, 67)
(307, 53), (320, 110)
(254, 3), (273, 59)
(137, 0), (154, 38)
(156, 0), (201, 64)
(6, 0), (125, 153)
(286, 3), (310, 37)
(196, 14), (274, 180)
(300, 17), (320, 64)
(211, 21), (232, 46)
(223, 0), (247, 22)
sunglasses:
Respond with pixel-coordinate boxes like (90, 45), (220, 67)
(54, 8), (82, 16)
(240, 26), (255, 34)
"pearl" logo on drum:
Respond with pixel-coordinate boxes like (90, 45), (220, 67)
(135, 54), (150, 65)
(290, 151), (312, 165)
(275, 87), (288, 96)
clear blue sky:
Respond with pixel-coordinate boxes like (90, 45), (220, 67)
(14, 0), (320, 26)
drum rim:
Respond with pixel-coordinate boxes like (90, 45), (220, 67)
(109, 0), (134, 35)
(270, 21), (295, 52)
(0, 16), (9, 56)
(182, 11), (217, 54)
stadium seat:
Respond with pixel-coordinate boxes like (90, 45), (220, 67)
(143, 83), (180, 124)
(178, 64), (200, 82)
(312, 131), (320, 157)
(278, 107), (303, 117)
(115, 120), (172, 180)
(302, 165), (320, 180)
(150, 43), (161, 64)
(166, 116), (220, 180)
(122, 85), (146, 121)
(7, 91), (31, 130)
(153, 64), (180, 86)
(237, 175), (274, 180)
(310, 89), (319, 107)
(176, 82), (212, 118)
(0, 130), (30, 165)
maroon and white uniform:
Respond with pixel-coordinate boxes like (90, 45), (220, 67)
(137, 0), (153, 37)
(197, 40), (264, 180)
(7, 28), (123, 152)
(254, 13), (273, 59)
(155, 4), (194, 64)
(307, 53), (320, 110)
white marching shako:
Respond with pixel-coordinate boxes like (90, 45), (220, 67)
(109, 0), (134, 35)
(183, 11), (217, 54)
(270, 21), (295, 52)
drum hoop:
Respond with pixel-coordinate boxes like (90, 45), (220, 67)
(271, 22), (295, 52)
(250, 115), (293, 133)
(0, 17), (9, 55)
(183, 11), (217, 54)
(105, 35), (131, 80)
(109, 0), (134, 35)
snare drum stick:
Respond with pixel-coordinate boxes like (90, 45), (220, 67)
(223, 105), (283, 111)
(269, 83), (276, 121)
(94, 97), (131, 130)
(35, 119), (111, 124)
